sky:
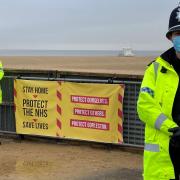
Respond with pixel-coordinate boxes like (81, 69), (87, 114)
(0, 0), (179, 51)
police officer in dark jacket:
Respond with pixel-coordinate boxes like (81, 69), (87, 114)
(164, 3), (180, 180)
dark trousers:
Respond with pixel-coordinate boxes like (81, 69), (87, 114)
(169, 139), (180, 180)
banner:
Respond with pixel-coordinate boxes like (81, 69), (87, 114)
(14, 79), (125, 143)
(14, 79), (60, 137)
(59, 82), (124, 143)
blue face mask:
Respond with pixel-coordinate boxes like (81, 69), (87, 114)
(172, 36), (180, 53)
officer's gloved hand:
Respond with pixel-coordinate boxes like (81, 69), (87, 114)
(168, 127), (180, 148)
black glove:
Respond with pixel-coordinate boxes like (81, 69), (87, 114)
(168, 127), (180, 148)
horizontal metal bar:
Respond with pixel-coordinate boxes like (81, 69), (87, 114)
(0, 130), (144, 148)
(1, 102), (14, 106)
(4, 76), (141, 84)
(117, 143), (144, 149)
(3, 75), (16, 79)
(113, 80), (141, 84)
(0, 130), (16, 134)
(59, 78), (109, 83)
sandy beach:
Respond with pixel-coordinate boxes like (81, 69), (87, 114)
(0, 56), (154, 78)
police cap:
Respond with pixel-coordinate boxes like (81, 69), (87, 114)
(166, 4), (180, 39)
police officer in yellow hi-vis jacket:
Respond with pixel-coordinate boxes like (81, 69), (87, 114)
(0, 61), (4, 103)
(137, 3), (180, 180)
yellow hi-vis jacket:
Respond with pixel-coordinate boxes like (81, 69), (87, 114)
(0, 62), (4, 103)
(137, 56), (179, 180)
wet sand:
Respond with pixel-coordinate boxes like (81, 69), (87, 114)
(0, 139), (143, 180)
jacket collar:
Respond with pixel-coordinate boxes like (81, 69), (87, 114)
(159, 47), (180, 74)
(160, 47), (177, 65)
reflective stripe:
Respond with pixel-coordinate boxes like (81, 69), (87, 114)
(140, 87), (154, 98)
(155, 113), (167, 130)
(144, 143), (160, 152)
(153, 62), (159, 82)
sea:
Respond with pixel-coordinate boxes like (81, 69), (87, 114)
(0, 49), (163, 57)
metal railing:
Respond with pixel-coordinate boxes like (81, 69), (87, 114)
(0, 70), (144, 147)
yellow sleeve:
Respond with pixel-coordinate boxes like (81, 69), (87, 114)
(0, 61), (4, 80)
